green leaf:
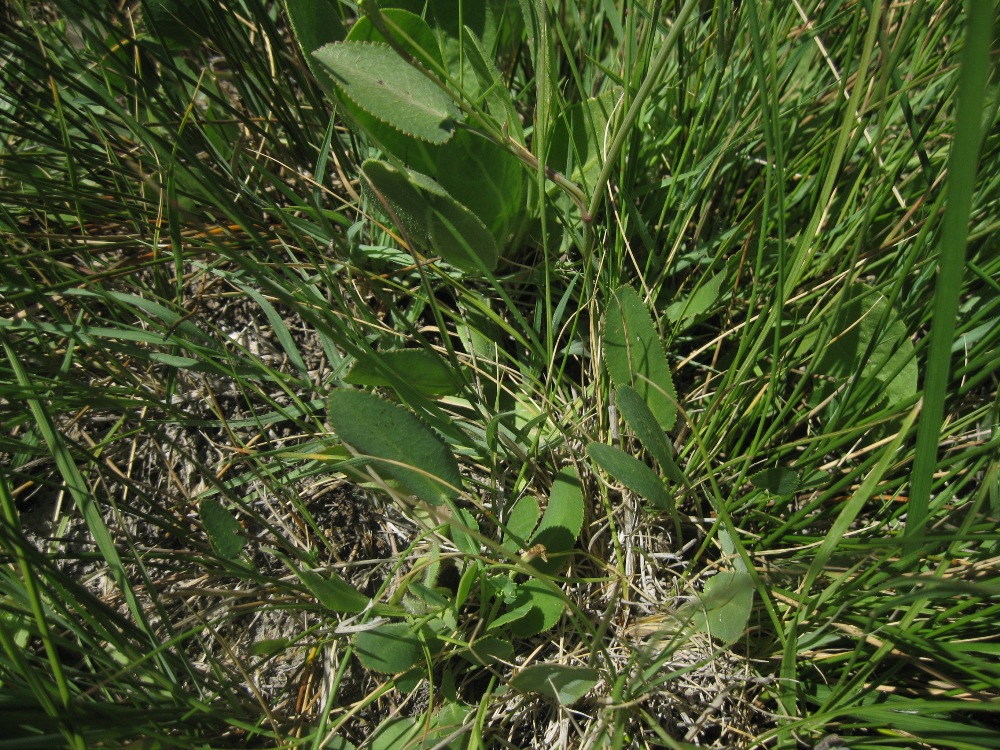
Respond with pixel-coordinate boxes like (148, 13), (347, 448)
(298, 569), (369, 613)
(665, 270), (725, 324)
(436, 129), (525, 245)
(528, 467), (584, 575)
(199, 499), (246, 559)
(328, 389), (462, 504)
(501, 494), (540, 552)
(462, 635), (514, 666)
(461, 26), (524, 144)
(510, 664), (599, 705)
(249, 638), (291, 656)
(802, 286), (918, 409)
(749, 467), (800, 496)
(683, 571), (754, 645)
(615, 385), (685, 484)
(345, 349), (463, 397)
(450, 507), (481, 557)
(604, 285), (677, 431)
(587, 443), (674, 511)
(313, 41), (460, 144)
(549, 89), (621, 192)
(353, 622), (423, 673)
(361, 159), (499, 272)
(284, 0), (346, 96)
(508, 579), (564, 637)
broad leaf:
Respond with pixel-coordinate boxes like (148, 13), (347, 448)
(528, 467), (584, 575)
(666, 270), (725, 324)
(615, 385), (685, 484)
(549, 88), (621, 192)
(298, 569), (369, 613)
(510, 664), (599, 705)
(328, 389), (462, 504)
(199, 499), (245, 559)
(604, 285), (677, 431)
(749, 467), (799, 496)
(501, 494), (540, 552)
(353, 622), (423, 673)
(345, 348), (463, 397)
(361, 159), (499, 272)
(313, 41), (460, 144)
(284, 0), (345, 96)
(587, 442), (674, 511)
(684, 571), (754, 645)
(801, 286), (918, 410)
(508, 578), (564, 637)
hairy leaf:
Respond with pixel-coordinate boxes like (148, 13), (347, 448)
(313, 41), (460, 144)
(328, 389), (462, 504)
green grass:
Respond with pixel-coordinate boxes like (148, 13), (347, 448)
(1, 0), (998, 748)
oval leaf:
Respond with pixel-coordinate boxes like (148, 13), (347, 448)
(684, 571), (754, 645)
(345, 349), (463, 397)
(528, 467), (584, 575)
(749, 467), (800, 496)
(511, 664), (599, 705)
(328, 389), (462, 505)
(604, 285), (677, 431)
(615, 385), (686, 484)
(299, 569), (369, 613)
(313, 41), (460, 143)
(361, 159), (499, 272)
(587, 442), (673, 511)
(199, 499), (245, 559)
(353, 622), (423, 673)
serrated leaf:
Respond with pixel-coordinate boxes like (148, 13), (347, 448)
(313, 41), (460, 144)
(298, 569), (369, 613)
(749, 467), (800, 496)
(328, 389), (462, 505)
(353, 622), (423, 673)
(361, 159), (499, 272)
(199, 499), (245, 559)
(528, 467), (584, 575)
(345, 348), (463, 397)
(587, 442), (673, 511)
(615, 385), (686, 484)
(604, 285), (677, 431)
(510, 664), (599, 705)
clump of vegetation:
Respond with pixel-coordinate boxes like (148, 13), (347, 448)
(1, 0), (997, 748)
